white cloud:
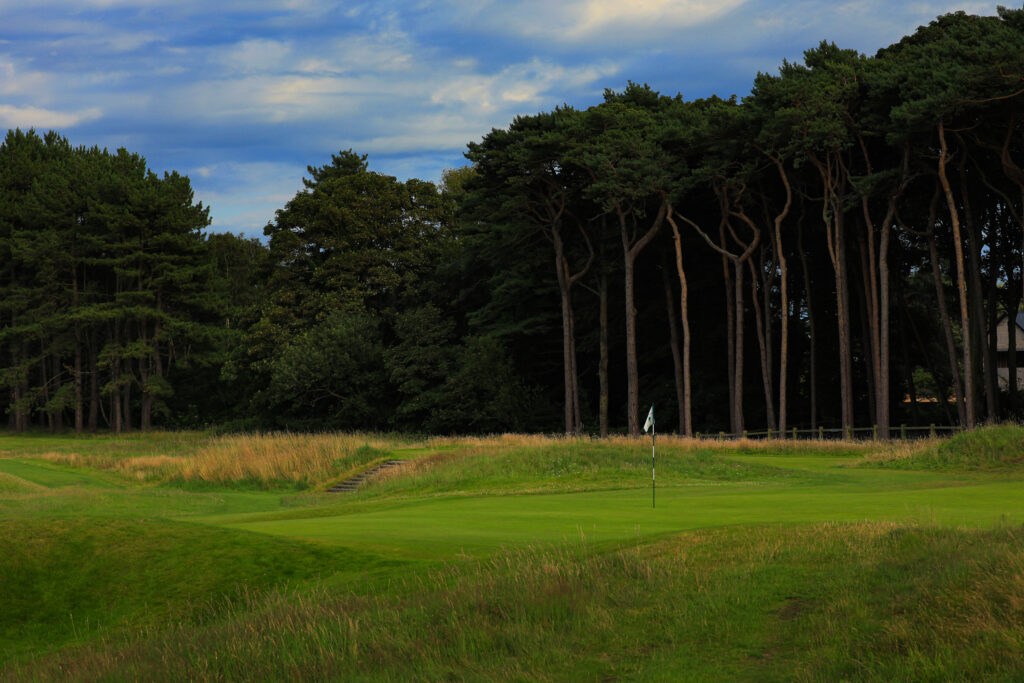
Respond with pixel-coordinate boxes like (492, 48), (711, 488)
(222, 39), (293, 74)
(442, 0), (750, 42)
(0, 104), (102, 129)
(0, 58), (51, 96)
(568, 0), (746, 37)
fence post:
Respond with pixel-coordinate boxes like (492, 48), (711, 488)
(873, 425), (878, 441)
(818, 426), (824, 440)
(930, 423), (936, 438)
(719, 431), (724, 440)
(845, 425), (852, 441)
(743, 430), (748, 439)
(792, 427), (797, 440)
(900, 424), (906, 439)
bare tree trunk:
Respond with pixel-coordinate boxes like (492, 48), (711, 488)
(771, 160), (793, 434)
(554, 228), (577, 436)
(619, 203), (665, 435)
(667, 211), (693, 436)
(959, 154), (997, 421)
(923, 186), (967, 425)
(552, 219), (594, 436)
(749, 256), (776, 430)
(812, 153), (854, 433)
(662, 263), (685, 434)
(678, 190), (760, 434)
(857, 233), (877, 423)
(938, 121), (975, 428)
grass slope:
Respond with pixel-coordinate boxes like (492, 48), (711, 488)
(0, 517), (401, 663)
(9, 522), (1024, 681)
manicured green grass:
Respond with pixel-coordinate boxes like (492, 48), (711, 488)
(2, 426), (1024, 680)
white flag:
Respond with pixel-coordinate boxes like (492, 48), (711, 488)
(643, 405), (654, 433)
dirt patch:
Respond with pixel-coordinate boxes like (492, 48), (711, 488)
(775, 597), (814, 621)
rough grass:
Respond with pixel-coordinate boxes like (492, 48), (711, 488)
(862, 423), (1024, 471)
(357, 440), (810, 500)
(6, 431), (890, 494)
(27, 434), (397, 490)
(9, 522), (1024, 681)
(0, 517), (399, 665)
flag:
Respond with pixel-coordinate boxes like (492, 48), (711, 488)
(643, 405), (654, 433)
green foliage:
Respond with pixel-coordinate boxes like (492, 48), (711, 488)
(262, 312), (386, 430)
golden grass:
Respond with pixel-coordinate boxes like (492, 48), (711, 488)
(35, 433), (399, 486)
(25, 430), (939, 487)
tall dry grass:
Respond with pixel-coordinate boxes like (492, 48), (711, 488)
(28, 429), (935, 489)
(37, 433), (398, 487)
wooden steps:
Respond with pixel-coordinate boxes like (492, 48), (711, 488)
(326, 459), (406, 493)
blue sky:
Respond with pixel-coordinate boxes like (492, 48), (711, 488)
(0, 0), (1001, 237)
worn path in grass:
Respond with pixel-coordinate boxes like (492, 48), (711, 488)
(209, 454), (1024, 560)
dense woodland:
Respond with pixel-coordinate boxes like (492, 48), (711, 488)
(3, 8), (1024, 436)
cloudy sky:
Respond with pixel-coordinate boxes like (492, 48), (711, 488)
(0, 0), (1001, 237)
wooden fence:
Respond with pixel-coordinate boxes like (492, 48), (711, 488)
(693, 424), (965, 441)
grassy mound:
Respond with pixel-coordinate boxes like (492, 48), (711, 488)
(871, 423), (1024, 471)
(0, 518), (395, 664)
(0, 472), (45, 494)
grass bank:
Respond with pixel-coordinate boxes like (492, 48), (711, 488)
(8, 522), (1024, 681)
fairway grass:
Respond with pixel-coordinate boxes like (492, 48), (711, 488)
(2, 426), (1024, 680)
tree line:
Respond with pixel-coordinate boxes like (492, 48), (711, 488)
(3, 8), (1024, 436)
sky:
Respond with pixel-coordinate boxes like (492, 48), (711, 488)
(0, 0), (1004, 238)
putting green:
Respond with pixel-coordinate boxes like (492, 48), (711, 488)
(211, 456), (1024, 560)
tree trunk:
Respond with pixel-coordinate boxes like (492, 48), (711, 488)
(959, 155), (997, 421)
(749, 256), (776, 431)
(938, 121), (975, 428)
(924, 186), (967, 426)
(667, 213), (693, 437)
(619, 203), (665, 435)
(662, 263), (685, 434)
(554, 227), (577, 436)
(812, 153), (854, 433)
(857, 233), (877, 423)
(771, 159), (793, 434)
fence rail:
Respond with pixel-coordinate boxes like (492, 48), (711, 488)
(693, 424), (965, 441)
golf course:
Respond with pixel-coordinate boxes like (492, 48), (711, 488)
(3, 425), (1024, 680)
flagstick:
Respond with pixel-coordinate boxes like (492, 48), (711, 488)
(652, 421), (656, 509)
